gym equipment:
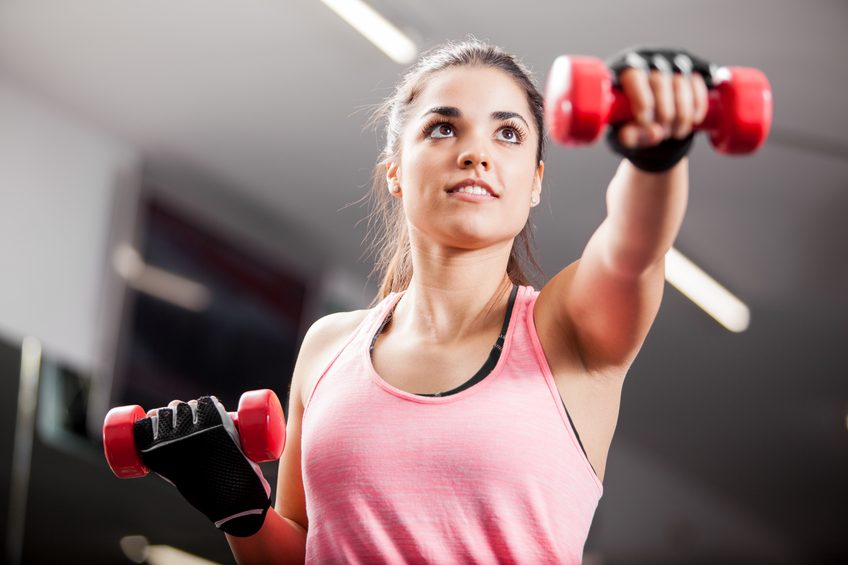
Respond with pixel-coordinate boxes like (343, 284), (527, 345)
(544, 55), (773, 154)
(103, 389), (285, 479)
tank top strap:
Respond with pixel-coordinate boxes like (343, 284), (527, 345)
(363, 289), (406, 344)
(303, 291), (404, 412)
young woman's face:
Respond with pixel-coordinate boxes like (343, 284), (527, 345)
(387, 65), (544, 252)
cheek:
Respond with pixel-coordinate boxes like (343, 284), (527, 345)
(504, 160), (538, 193)
(401, 148), (445, 188)
(398, 140), (424, 180)
(507, 193), (532, 221)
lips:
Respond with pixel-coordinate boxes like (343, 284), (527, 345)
(446, 178), (498, 197)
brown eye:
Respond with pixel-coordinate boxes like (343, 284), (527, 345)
(429, 123), (454, 139)
(497, 127), (519, 143)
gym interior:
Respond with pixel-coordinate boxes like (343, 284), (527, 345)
(0, 1), (846, 563)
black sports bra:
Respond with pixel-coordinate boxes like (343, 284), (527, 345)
(369, 285), (518, 397)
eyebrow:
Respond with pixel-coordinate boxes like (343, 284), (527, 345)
(421, 106), (530, 129)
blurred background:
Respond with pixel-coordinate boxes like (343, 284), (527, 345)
(1, 0), (846, 563)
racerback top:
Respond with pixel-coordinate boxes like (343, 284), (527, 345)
(301, 285), (603, 564)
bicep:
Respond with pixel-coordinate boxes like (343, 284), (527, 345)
(540, 223), (665, 373)
(275, 348), (308, 531)
(274, 314), (334, 530)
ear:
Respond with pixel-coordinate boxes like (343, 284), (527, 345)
(386, 161), (401, 191)
(532, 160), (544, 198)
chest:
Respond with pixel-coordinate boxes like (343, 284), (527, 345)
(370, 330), (502, 395)
(302, 351), (586, 493)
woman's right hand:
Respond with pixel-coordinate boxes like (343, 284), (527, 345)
(133, 396), (273, 537)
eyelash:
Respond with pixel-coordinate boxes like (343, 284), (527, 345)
(421, 119), (527, 144)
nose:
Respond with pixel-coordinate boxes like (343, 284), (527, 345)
(457, 148), (490, 170)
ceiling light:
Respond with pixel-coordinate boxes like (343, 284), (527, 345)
(665, 247), (750, 333)
(113, 244), (211, 312)
(120, 535), (221, 565)
(320, 0), (417, 64)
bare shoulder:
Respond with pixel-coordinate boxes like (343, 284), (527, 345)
(296, 308), (372, 407)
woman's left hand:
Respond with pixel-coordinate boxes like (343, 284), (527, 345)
(615, 57), (711, 149)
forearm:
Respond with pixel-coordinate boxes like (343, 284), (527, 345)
(226, 508), (307, 565)
(602, 157), (689, 276)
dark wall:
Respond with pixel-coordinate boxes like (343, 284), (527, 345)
(0, 338), (280, 564)
(0, 339), (20, 562)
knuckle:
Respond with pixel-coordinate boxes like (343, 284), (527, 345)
(633, 98), (654, 112)
(648, 70), (669, 87)
(693, 75), (709, 98)
(619, 68), (644, 89)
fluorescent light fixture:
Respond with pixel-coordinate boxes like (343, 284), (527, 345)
(665, 247), (750, 333)
(7, 336), (42, 565)
(20, 337), (42, 382)
(112, 244), (211, 312)
(320, 0), (417, 64)
(120, 535), (221, 565)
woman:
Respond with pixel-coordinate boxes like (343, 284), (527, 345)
(135, 39), (710, 564)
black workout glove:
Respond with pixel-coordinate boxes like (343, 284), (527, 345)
(133, 396), (272, 537)
(605, 46), (716, 173)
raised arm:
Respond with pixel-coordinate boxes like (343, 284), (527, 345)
(537, 49), (710, 375)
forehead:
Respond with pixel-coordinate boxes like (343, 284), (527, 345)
(412, 65), (530, 119)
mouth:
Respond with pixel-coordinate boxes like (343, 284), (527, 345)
(446, 179), (498, 198)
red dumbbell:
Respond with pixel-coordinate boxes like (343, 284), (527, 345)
(103, 389), (286, 479)
(544, 55), (773, 154)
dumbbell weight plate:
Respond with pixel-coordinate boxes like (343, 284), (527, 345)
(103, 404), (149, 478)
(237, 389), (286, 463)
(709, 67), (773, 154)
(545, 55), (615, 145)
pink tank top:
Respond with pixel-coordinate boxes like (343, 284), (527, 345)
(301, 285), (603, 564)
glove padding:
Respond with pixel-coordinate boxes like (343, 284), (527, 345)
(605, 46), (716, 173)
(133, 396), (272, 537)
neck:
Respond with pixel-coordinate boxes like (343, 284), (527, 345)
(389, 243), (514, 345)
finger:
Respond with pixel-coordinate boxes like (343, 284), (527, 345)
(672, 74), (695, 139)
(618, 122), (667, 149)
(197, 396), (224, 426)
(618, 67), (655, 125)
(166, 400), (185, 429)
(157, 408), (175, 435)
(648, 68), (675, 134)
(187, 399), (200, 424)
(617, 123), (640, 148)
(173, 402), (196, 431)
(691, 72), (709, 125)
(144, 408), (161, 440)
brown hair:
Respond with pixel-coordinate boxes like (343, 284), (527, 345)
(361, 37), (547, 308)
